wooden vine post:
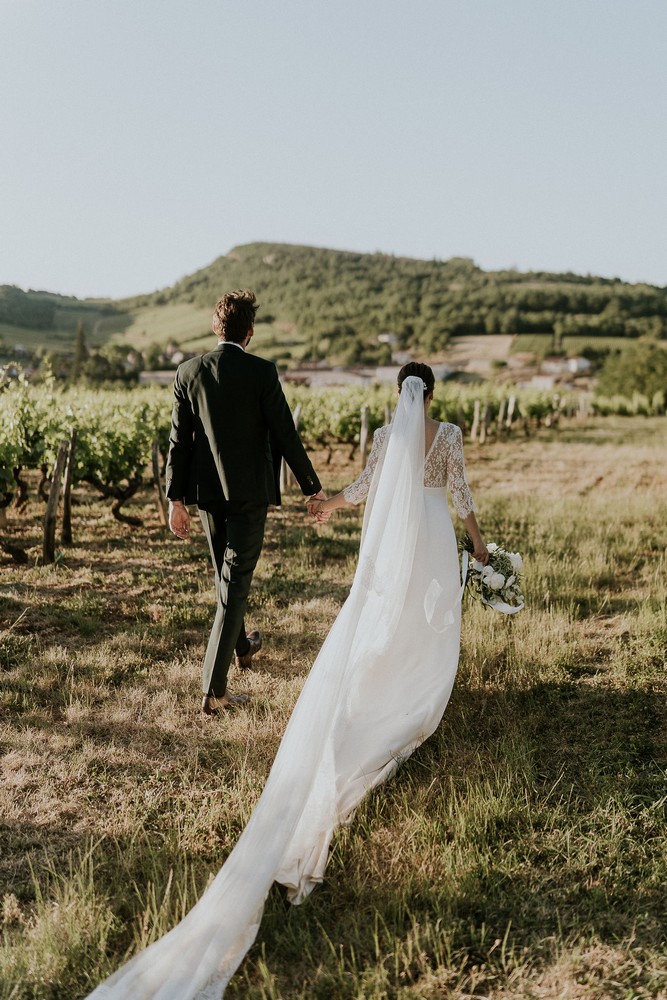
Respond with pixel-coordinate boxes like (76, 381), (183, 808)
(479, 402), (491, 445)
(497, 398), (507, 437)
(61, 428), (77, 546)
(280, 403), (302, 493)
(43, 441), (68, 563)
(359, 403), (370, 468)
(470, 399), (481, 441)
(506, 395), (516, 432)
(152, 439), (169, 528)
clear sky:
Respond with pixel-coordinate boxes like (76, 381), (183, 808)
(1, 0), (666, 299)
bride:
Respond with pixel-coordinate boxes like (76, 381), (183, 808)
(87, 363), (488, 999)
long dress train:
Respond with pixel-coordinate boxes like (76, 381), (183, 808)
(87, 377), (477, 999)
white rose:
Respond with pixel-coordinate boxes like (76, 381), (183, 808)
(481, 566), (495, 580)
(487, 543), (498, 553)
(472, 559), (485, 572)
(489, 572), (505, 590)
(509, 552), (523, 572)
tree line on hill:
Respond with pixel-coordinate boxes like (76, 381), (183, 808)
(4, 243), (667, 361)
(120, 242), (667, 360)
(3, 244), (667, 396)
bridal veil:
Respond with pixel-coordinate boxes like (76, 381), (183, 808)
(88, 375), (461, 999)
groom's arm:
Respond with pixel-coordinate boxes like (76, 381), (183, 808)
(165, 367), (194, 503)
(261, 365), (322, 497)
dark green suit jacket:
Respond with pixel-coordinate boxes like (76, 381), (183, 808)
(165, 342), (321, 508)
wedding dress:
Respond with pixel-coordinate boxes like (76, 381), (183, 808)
(87, 377), (477, 1000)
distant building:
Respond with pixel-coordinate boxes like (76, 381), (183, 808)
(139, 370), (177, 386)
(541, 355), (592, 375)
(567, 356), (592, 373)
(284, 368), (372, 387)
(281, 362), (454, 388)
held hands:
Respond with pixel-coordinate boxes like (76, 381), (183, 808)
(169, 501), (191, 540)
(308, 500), (329, 523)
(307, 490), (331, 523)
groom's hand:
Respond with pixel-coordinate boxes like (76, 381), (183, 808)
(169, 500), (191, 540)
(306, 490), (330, 522)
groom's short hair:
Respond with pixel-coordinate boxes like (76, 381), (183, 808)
(212, 290), (258, 343)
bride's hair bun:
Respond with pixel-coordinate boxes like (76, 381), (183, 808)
(397, 362), (435, 398)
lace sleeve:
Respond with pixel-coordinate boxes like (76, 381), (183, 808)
(343, 427), (387, 505)
(447, 425), (477, 519)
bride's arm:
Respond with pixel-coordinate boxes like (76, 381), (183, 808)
(463, 511), (489, 565)
(447, 426), (489, 564)
(309, 427), (386, 521)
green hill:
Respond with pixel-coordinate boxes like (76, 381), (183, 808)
(2, 243), (665, 368)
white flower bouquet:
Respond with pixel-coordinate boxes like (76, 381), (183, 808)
(461, 536), (525, 614)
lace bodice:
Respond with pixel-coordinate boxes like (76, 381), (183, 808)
(343, 422), (477, 519)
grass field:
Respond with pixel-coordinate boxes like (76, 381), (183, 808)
(1, 417), (666, 999)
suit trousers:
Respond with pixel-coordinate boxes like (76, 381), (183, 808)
(199, 501), (268, 696)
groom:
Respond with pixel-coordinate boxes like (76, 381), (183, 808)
(165, 289), (325, 714)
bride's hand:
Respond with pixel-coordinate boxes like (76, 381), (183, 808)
(473, 541), (489, 565)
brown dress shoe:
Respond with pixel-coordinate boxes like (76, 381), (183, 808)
(236, 630), (262, 672)
(201, 692), (249, 716)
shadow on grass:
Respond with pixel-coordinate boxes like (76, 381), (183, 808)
(257, 572), (352, 608)
(247, 677), (667, 993)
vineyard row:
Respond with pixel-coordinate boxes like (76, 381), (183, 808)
(0, 378), (661, 560)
